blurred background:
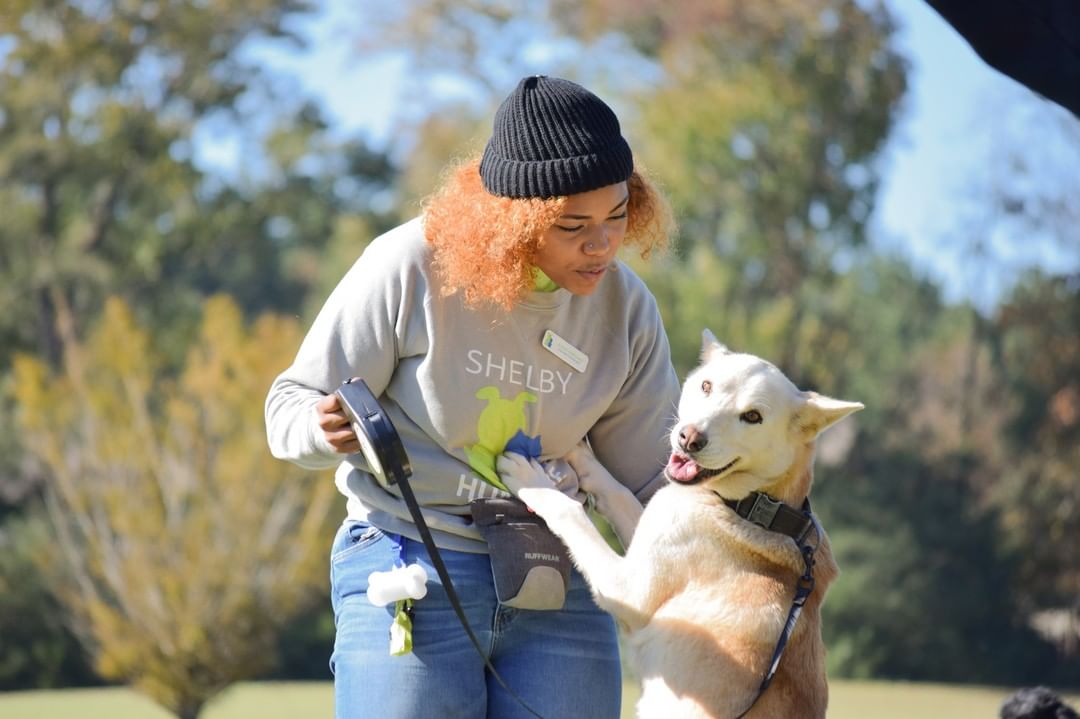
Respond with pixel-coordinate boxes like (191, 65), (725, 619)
(1, 0), (1077, 717)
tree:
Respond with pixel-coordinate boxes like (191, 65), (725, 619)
(0, 0), (399, 478)
(819, 446), (1061, 684)
(627, 3), (905, 374)
(0, 3), (398, 688)
(0, 512), (100, 690)
(918, 89), (1080, 661)
(0, 0), (298, 361)
(990, 271), (1080, 653)
(13, 296), (337, 719)
(0, 0), (402, 365)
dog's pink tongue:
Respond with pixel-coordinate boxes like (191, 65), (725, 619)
(666, 453), (700, 482)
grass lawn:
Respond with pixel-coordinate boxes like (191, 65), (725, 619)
(2, 679), (1077, 718)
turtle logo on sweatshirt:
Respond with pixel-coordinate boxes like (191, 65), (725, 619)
(464, 386), (541, 491)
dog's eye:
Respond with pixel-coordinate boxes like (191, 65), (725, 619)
(740, 410), (763, 424)
(701, 380), (712, 395)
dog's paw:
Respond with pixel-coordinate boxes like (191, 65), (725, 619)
(497, 452), (554, 494)
(564, 439), (602, 480)
(563, 439), (596, 468)
(497, 453), (576, 518)
(565, 440), (619, 495)
(516, 486), (572, 519)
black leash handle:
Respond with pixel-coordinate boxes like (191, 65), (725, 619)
(335, 380), (544, 719)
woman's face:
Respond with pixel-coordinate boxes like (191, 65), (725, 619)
(535, 181), (629, 295)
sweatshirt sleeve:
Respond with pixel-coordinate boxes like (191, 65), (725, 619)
(264, 221), (422, 469)
(586, 287), (680, 503)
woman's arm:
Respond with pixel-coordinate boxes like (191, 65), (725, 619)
(586, 289), (680, 503)
(264, 220), (424, 469)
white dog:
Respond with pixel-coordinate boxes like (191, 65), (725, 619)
(498, 331), (863, 718)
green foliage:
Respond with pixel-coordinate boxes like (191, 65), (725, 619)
(622, 3), (906, 377)
(0, 511), (99, 690)
(818, 446), (1063, 684)
(267, 605), (335, 681)
(0, 0), (295, 360)
(989, 272), (1080, 609)
(0, 2), (398, 691)
(0, 0), (399, 369)
(12, 296), (338, 719)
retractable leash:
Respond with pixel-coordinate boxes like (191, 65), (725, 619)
(335, 378), (545, 719)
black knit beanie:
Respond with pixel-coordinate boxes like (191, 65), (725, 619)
(479, 75), (634, 199)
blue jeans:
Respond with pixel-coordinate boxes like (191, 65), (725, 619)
(329, 520), (622, 719)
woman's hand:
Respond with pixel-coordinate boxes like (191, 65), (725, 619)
(316, 393), (361, 454)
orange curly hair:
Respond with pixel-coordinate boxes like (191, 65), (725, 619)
(423, 158), (674, 310)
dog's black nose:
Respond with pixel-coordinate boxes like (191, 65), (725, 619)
(678, 426), (708, 453)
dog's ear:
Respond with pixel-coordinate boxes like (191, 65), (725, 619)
(794, 392), (864, 439)
(700, 328), (732, 362)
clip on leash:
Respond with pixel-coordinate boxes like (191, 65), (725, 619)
(335, 378), (545, 719)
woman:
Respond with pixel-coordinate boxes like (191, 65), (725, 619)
(265, 75), (680, 718)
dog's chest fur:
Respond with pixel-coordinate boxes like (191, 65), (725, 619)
(620, 483), (830, 717)
(629, 484), (806, 627)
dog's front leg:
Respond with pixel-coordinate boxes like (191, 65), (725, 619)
(565, 441), (644, 548)
(497, 453), (642, 626)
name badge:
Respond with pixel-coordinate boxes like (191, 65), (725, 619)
(542, 330), (588, 373)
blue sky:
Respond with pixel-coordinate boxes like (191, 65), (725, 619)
(869, 0), (1079, 310)
(230, 0), (1079, 311)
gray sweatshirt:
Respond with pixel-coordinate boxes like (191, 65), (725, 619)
(265, 217), (680, 553)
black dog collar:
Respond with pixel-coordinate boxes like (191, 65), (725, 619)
(723, 491), (814, 545)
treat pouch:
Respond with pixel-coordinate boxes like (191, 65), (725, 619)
(470, 497), (572, 610)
